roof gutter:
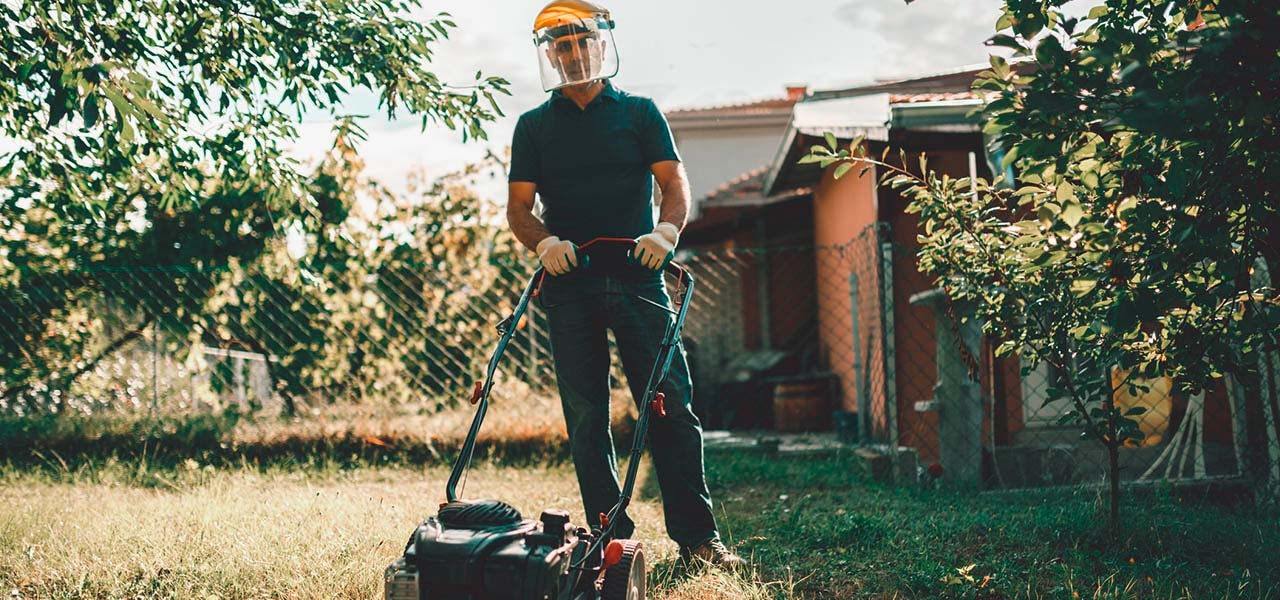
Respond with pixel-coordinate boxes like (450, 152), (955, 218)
(889, 99), (984, 131)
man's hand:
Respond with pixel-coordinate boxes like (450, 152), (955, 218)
(537, 236), (580, 276)
(634, 222), (679, 270)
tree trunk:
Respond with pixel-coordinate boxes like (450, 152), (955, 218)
(1094, 369), (1123, 531)
(1105, 392), (1121, 532)
(1108, 440), (1121, 532)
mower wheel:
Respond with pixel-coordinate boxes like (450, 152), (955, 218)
(600, 539), (645, 600)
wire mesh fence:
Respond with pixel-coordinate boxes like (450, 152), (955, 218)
(3, 224), (1278, 494)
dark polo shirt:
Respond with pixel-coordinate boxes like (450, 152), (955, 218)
(508, 81), (681, 246)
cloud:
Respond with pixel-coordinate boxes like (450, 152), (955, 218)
(834, 0), (1003, 79)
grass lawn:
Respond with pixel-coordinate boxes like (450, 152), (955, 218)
(2, 408), (1278, 598)
(0, 456), (789, 599)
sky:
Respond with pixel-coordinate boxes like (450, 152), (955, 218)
(288, 0), (1009, 192)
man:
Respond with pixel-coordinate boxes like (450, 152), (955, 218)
(505, 0), (743, 570)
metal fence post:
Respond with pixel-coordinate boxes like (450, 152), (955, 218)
(755, 220), (771, 350)
(910, 288), (983, 487)
(849, 273), (867, 443)
(152, 318), (158, 414)
(880, 239), (900, 473)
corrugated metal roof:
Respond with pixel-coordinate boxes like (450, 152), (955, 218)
(889, 91), (979, 103)
(809, 57), (1035, 101)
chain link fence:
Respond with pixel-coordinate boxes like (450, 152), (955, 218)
(4, 224), (1279, 494)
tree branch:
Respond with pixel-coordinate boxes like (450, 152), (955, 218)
(3, 315), (155, 406)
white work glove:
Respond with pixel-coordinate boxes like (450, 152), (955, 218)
(537, 236), (579, 276)
(633, 222), (679, 270)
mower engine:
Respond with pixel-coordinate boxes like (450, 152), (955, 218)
(385, 499), (599, 600)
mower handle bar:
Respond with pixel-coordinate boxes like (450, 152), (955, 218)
(542, 237), (690, 286)
(445, 237), (695, 506)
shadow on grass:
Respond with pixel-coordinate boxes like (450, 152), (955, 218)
(0, 410), (586, 474)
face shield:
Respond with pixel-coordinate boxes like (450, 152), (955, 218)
(533, 16), (619, 92)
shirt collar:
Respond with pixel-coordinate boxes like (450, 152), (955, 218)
(551, 79), (619, 110)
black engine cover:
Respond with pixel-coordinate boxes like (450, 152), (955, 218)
(397, 499), (589, 600)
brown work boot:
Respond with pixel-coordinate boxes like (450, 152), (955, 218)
(679, 538), (746, 571)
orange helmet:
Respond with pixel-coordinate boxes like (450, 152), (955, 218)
(533, 0), (612, 36)
(531, 0), (619, 91)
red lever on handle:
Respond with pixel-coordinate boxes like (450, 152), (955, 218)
(470, 381), (483, 405)
(650, 392), (667, 418)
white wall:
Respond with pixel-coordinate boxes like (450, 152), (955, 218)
(671, 124), (790, 218)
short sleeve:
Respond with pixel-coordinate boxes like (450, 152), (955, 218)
(508, 114), (540, 184)
(638, 98), (681, 165)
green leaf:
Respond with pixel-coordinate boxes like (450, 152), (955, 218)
(989, 54), (1010, 78)
(995, 11), (1015, 31)
(1056, 181), (1076, 202)
(1070, 278), (1097, 297)
(1010, 220), (1039, 234)
(1088, 5), (1109, 19)
(833, 162), (853, 179)
(1061, 203), (1084, 228)
(986, 34), (1023, 51)
(48, 86), (70, 127)
(1016, 11), (1045, 39)
(119, 117), (135, 144)
(1116, 196), (1139, 218)
(83, 94), (99, 129)
(1035, 35), (1066, 66)
(823, 131), (838, 152)
(1036, 203), (1060, 224)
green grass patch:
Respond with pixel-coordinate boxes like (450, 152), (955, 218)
(2, 414), (1278, 598)
(705, 452), (1280, 599)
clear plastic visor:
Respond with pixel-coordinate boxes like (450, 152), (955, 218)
(533, 19), (619, 92)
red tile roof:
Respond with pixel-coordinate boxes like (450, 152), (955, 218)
(667, 96), (799, 117)
(702, 166), (809, 207)
(703, 167), (768, 203)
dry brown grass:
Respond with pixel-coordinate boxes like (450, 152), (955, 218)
(1, 388), (789, 600)
(0, 459), (784, 599)
(232, 388), (637, 455)
(2, 389), (639, 471)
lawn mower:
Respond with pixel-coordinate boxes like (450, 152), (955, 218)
(385, 238), (695, 600)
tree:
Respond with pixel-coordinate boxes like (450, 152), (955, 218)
(0, 0), (513, 413)
(807, 0), (1280, 528)
(0, 0), (508, 222)
(205, 142), (529, 414)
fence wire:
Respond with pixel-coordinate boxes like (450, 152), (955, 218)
(3, 225), (1278, 494)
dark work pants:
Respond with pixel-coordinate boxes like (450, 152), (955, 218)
(538, 272), (718, 548)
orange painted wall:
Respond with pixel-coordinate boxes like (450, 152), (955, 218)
(811, 148), (892, 439)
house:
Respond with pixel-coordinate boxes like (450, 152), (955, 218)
(665, 86), (807, 220)
(675, 62), (1280, 488)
